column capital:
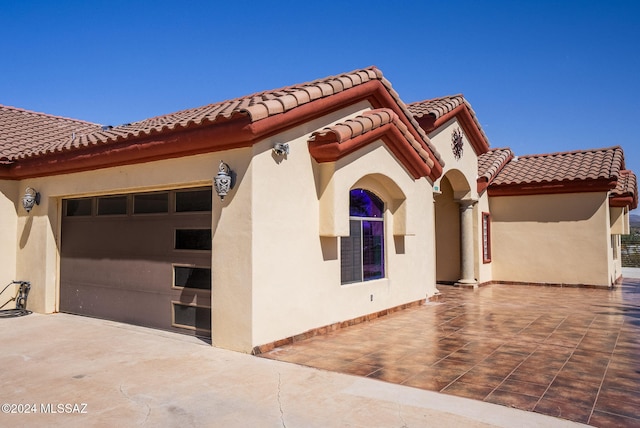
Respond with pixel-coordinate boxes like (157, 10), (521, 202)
(458, 199), (478, 209)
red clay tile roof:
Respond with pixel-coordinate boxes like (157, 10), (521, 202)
(110, 68), (387, 131)
(408, 95), (490, 153)
(491, 147), (624, 185)
(0, 67), (444, 181)
(488, 146), (624, 196)
(611, 170), (637, 197)
(478, 148), (514, 183)
(311, 109), (398, 143)
(409, 94), (467, 119)
(0, 105), (102, 162)
(308, 108), (435, 176)
(610, 170), (638, 209)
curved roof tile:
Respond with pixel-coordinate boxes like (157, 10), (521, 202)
(490, 146), (624, 186)
(1, 67), (443, 170)
(478, 148), (514, 183)
(311, 109), (396, 143)
(611, 170), (637, 198)
(408, 95), (490, 154)
(0, 105), (101, 161)
(309, 108), (434, 169)
(409, 95), (466, 120)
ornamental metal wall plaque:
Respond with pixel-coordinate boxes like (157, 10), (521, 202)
(452, 127), (464, 160)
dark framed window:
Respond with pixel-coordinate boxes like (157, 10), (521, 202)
(64, 187), (212, 217)
(482, 212), (492, 263)
(175, 229), (212, 251)
(97, 195), (127, 216)
(65, 198), (92, 216)
(176, 189), (212, 212)
(174, 266), (211, 290)
(340, 189), (385, 284)
(134, 192), (169, 214)
(172, 302), (211, 332)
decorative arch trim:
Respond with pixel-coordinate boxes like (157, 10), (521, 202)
(309, 108), (439, 181)
(440, 168), (473, 201)
(350, 174), (409, 236)
(318, 170), (411, 237)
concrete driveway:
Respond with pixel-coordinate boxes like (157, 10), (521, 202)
(0, 312), (585, 427)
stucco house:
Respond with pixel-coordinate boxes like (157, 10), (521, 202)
(0, 67), (636, 353)
(409, 96), (637, 289)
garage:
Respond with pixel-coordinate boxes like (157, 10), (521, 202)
(59, 187), (212, 338)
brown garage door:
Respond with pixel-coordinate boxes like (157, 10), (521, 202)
(60, 188), (213, 338)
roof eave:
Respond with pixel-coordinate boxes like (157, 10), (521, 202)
(488, 178), (617, 197)
(609, 195), (638, 210)
(309, 120), (435, 180)
(0, 116), (254, 179)
(477, 152), (515, 194)
(0, 78), (444, 181)
(417, 104), (490, 156)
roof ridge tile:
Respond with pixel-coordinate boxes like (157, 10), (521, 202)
(0, 67), (441, 170)
(0, 104), (100, 126)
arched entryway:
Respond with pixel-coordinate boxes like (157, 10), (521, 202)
(434, 170), (477, 287)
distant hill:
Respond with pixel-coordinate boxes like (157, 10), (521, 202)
(631, 214), (640, 228)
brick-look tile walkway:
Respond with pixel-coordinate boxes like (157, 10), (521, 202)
(261, 278), (640, 426)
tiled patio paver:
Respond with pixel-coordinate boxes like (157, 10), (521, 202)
(260, 278), (640, 427)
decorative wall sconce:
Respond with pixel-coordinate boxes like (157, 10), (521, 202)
(22, 187), (40, 213)
(451, 127), (464, 160)
(214, 161), (234, 200)
(272, 142), (289, 156)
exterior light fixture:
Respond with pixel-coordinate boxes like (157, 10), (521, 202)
(22, 187), (40, 213)
(272, 142), (290, 156)
(214, 161), (234, 200)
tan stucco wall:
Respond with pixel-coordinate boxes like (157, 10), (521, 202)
(490, 192), (612, 286)
(250, 110), (437, 348)
(0, 181), (18, 308)
(434, 177), (460, 282)
(429, 118), (478, 201)
(474, 193), (493, 284)
(10, 99), (439, 353)
(610, 206), (628, 235)
(12, 149), (254, 350)
(610, 234), (622, 282)
(430, 118), (494, 284)
(609, 206), (626, 282)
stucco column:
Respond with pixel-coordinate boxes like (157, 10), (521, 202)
(456, 199), (478, 288)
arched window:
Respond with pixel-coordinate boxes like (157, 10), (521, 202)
(341, 189), (385, 284)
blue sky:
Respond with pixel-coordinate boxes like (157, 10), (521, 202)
(2, 1), (639, 190)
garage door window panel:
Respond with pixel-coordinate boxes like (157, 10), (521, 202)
(134, 192), (169, 214)
(176, 189), (212, 212)
(97, 195), (128, 216)
(65, 198), (93, 217)
(175, 229), (212, 251)
(172, 302), (211, 332)
(173, 266), (212, 290)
